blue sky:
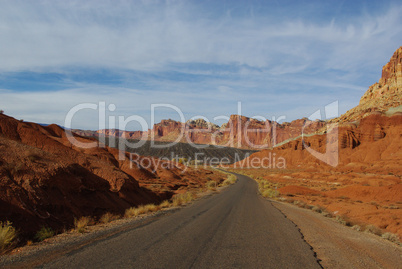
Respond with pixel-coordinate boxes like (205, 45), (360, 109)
(0, 0), (401, 130)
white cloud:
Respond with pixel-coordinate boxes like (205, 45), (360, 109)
(0, 0), (401, 130)
(0, 1), (400, 73)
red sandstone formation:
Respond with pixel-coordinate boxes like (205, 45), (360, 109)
(0, 113), (224, 239)
(230, 47), (402, 237)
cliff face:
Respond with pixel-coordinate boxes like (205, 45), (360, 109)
(338, 46), (402, 122)
(74, 47), (402, 150)
(235, 46), (402, 171)
(74, 116), (327, 149)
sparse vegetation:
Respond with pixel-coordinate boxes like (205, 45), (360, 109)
(99, 212), (119, 224)
(0, 221), (16, 254)
(74, 216), (92, 233)
(221, 174), (237, 186)
(144, 204), (160, 212)
(364, 225), (382, 236)
(258, 179), (279, 198)
(0, 109), (4, 114)
(206, 180), (217, 190)
(35, 226), (54, 242)
(160, 200), (171, 208)
(335, 215), (353, 226)
(124, 203), (162, 218)
(125, 206), (146, 218)
(172, 192), (196, 206)
(381, 232), (400, 244)
(352, 225), (361, 231)
(312, 205), (323, 213)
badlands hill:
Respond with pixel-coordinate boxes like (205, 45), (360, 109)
(0, 113), (225, 240)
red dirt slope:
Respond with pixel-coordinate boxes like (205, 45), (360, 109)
(0, 113), (224, 240)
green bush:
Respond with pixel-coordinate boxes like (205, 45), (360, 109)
(35, 226), (54, 242)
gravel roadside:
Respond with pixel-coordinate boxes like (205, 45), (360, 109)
(273, 201), (402, 269)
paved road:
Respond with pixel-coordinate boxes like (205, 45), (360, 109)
(41, 173), (321, 268)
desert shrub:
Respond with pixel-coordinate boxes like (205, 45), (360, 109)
(172, 192), (196, 206)
(124, 204), (161, 218)
(381, 232), (400, 243)
(335, 215), (353, 226)
(206, 180), (217, 190)
(261, 189), (279, 198)
(125, 206), (147, 218)
(0, 221), (16, 253)
(99, 212), (119, 224)
(222, 174), (237, 186)
(352, 225), (361, 231)
(256, 179), (280, 199)
(160, 200), (171, 208)
(74, 216), (92, 233)
(312, 206), (323, 213)
(364, 225), (382, 236)
(0, 110), (3, 114)
(124, 207), (137, 218)
(35, 227), (54, 242)
(144, 204), (160, 212)
(321, 211), (332, 218)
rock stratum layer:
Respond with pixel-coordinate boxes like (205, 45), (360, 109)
(75, 117), (327, 150)
(337, 46), (402, 122)
(75, 47), (402, 150)
(231, 47), (402, 238)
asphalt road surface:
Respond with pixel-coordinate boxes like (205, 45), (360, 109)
(40, 173), (321, 268)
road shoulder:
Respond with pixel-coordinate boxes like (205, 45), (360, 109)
(272, 201), (402, 269)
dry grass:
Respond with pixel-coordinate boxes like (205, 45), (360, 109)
(221, 174), (237, 186)
(99, 212), (119, 224)
(258, 180), (279, 198)
(160, 200), (171, 208)
(124, 207), (138, 218)
(124, 204), (160, 218)
(144, 204), (160, 212)
(364, 224), (382, 236)
(172, 192), (197, 206)
(74, 216), (92, 233)
(206, 180), (217, 190)
(0, 221), (17, 254)
(335, 215), (353, 226)
(381, 232), (400, 244)
(125, 206), (146, 218)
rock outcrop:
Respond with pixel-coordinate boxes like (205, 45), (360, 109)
(0, 113), (224, 240)
(338, 46), (402, 122)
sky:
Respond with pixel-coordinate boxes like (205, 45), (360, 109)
(0, 0), (401, 131)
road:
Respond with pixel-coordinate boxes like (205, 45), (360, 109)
(22, 174), (322, 268)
